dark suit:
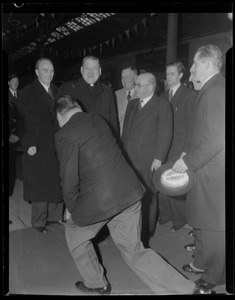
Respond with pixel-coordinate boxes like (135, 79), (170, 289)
(122, 94), (172, 244)
(17, 79), (63, 227)
(54, 111), (196, 294)
(183, 73), (225, 285)
(158, 84), (197, 226)
(9, 90), (18, 195)
(57, 77), (119, 137)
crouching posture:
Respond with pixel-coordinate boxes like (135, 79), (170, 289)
(54, 95), (206, 295)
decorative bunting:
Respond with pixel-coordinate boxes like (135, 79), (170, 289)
(105, 40), (110, 46)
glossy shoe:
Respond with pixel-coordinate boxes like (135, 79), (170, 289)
(193, 284), (216, 294)
(171, 225), (184, 232)
(182, 263), (205, 275)
(184, 243), (195, 251)
(34, 227), (48, 233)
(75, 281), (111, 295)
(46, 220), (66, 226)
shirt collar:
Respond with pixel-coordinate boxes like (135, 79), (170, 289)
(170, 82), (181, 96)
(141, 94), (154, 106)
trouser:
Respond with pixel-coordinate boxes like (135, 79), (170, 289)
(65, 201), (196, 295)
(193, 228), (225, 286)
(158, 193), (187, 226)
(9, 148), (16, 196)
(31, 201), (64, 227)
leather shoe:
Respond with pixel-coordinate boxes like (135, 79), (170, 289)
(46, 220), (66, 226)
(34, 227), (48, 233)
(193, 284), (216, 294)
(182, 263), (204, 275)
(184, 243), (195, 251)
(75, 281), (111, 295)
(171, 225), (184, 232)
(195, 278), (216, 290)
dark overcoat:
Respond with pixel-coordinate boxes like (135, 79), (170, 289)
(161, 84), (197, 161)
(17, 79), (63, 203)
(122, 95), (172, 189)
(57, 77), (119, 137)
(183, 73), (225, 231)
(55, 112), (144, 226)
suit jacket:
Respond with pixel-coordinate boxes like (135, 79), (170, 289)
(122, 94), (172, 188)
(115, 88), (137, 136)
(183, 73), (225, 231)
(57, 77), (119, 137)
(55, 112), (144, 226)
(17, 79), (63, 203)
(161, 84), (197, 161)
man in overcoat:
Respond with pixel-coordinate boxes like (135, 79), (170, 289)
(173, 45), (225, 290)
(122, 72), (172, 247)
(158, 61), (197, 232)
(57, 55), (119, 137)
(115, 64), (138, 136)
(17, 58), (64, 233)
(54, 95), (202, 295)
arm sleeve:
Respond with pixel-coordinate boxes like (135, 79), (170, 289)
(16, 89), (38, 153)
(184, 87), (225, 171)
(55, 133), (80, 213)
(108, 89), (120, 137)
(155, 100), (173, 162)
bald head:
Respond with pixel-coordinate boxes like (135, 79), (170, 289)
(135, 72), (156, 99)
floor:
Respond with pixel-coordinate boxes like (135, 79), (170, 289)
(7, 178), (228, 295)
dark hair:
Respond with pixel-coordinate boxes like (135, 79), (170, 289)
(54, 95), (82, 115)
(121, 63), (137, 74)
(166, 61), (185, 75)
(8, 73), (18, 81)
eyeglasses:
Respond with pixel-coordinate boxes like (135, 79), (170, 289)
(135, 83), (151, 88)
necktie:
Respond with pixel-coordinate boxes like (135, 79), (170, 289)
(48, 86), (54, 100)
(127, 91), (131, 101)
(138, 99), (144, 110)
(169, 89), (173, 102)
(14, 92), (17, 98)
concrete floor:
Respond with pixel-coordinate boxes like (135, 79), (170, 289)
(8, 178), (228, 295)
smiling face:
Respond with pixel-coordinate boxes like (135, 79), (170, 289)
(121, 68), (137, 91)
(35, 59), (54, 86)
(81, 57), (101, 85)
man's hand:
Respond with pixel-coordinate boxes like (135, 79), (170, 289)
(27, 146), (37, 156)
(9, 133), (19, 143)
(151, 159), (162, 172)
(172, 157), (188, 173)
